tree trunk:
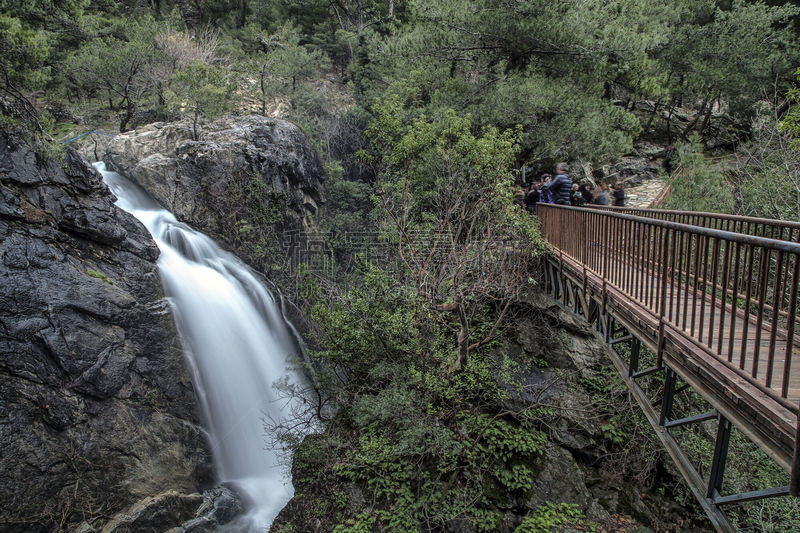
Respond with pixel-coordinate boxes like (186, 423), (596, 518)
(236, 0), (247, 28)
(260, 66), (267, 115)
(698, 93), (718, 136)
(453, 303), (469, 372)
(120, 96), (136, 132)
(645, 99), (661, 132)
(682, 97), (709, 138)
(176, 0), (202, 32)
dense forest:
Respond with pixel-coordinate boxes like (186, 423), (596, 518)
(4, 1), (800, 532)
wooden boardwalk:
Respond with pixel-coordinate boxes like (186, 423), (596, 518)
(610, 254), (800, 402)
(538, 203), (800, 532)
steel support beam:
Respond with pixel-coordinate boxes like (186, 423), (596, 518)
(707, 415), (732, 500)
(664, 411), (718, 430)
(712, 486), (789, 506)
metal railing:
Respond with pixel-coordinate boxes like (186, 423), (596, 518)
(589, 205), (800, 242)
(539, 204), (800, 403)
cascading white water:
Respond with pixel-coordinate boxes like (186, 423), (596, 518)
(95, 162), (309, 530)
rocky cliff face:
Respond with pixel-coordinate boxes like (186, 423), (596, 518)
(102, 115), (326, 277)
(0, 135), (211, 532)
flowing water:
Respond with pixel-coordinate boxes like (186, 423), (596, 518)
(96, 162), (309, 530)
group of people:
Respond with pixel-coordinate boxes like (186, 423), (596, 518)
(517, 162), (625, 213)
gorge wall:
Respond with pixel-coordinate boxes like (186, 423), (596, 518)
(102, 115), (326, 279)
(0, 135), (211, 531)
(0, 115), (327, 531)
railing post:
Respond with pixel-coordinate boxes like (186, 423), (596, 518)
(602, 213), (610, 319)
(583, 213), (588, 314)
(793, 414), (800, 496)
(657, 228), (670, 368)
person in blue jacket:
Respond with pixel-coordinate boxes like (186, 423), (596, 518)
(543, 162), (573, 205)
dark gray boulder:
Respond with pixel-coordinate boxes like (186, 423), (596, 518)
(102, 115), (325, 277)
(0, 134), (211, 532)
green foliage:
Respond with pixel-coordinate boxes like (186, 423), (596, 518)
(169, 61), (236, 139)
(0, 14), (49, 90)
(733, 112), (800, 221)
(64, 15), (165, 131)
(85, 269), (112, 284)
(360, 0), (667, 161)
(725, 429), (800, 532)
(601, 416), (629, 445)
(515, 502), (585, 533)
(239, 22), (330, 116)
(224, 174), (287, 272)
(458, 412), (547, 492)
(780, 67), (800, 147)
(294, 260), (559, 531)
(664, 133), (735, 213)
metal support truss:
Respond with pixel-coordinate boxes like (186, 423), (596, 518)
(543, 266), (794, 533)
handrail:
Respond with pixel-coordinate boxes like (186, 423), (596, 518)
(538, 203), (800, 402)
(587, 205), (800, 241)
(554, 205), (800, 253)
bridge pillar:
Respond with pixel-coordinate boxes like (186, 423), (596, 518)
(707, 415), (732, 500)
(659, 367), (677, 427)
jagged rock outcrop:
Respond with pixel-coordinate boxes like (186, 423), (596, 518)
(0, 135), (213, 532)
(102, 115), (326, 276)
(576, 141), (665, 189)
(97, 486), (244, 533)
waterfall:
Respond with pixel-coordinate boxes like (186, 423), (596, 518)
(95, 162), (309, 530)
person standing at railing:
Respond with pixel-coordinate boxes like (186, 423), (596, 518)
(579, 183), (593, 205)
(612, 182), (625, 206)
(539, 174), (553, 204)
(570, 183), (586, 206)
(525, 184), (540, 213)
(543, 163), (572, 205)
(593, 183), (611, 205)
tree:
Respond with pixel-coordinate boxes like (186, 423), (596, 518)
(780, 67), (800, 146)
(240, 22), (329, 116)
(735, 112), (800, 221)
(0, 14), (49, 132)
(353, 0), (683, 162)
(650, 0), (800, 141)
(664, 133), (735, 212)
(365, 100), (543, 372)
(170, 61), (235, 140)
(64, 17), (164, 131)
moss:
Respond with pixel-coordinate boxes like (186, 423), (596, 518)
(86, 269), (112, 284)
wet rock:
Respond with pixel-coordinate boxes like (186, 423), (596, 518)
(0, 134), (211, 532)
(102, 491), (205, 533)
(103, 115), (326, 275)
(103, 486), (245, 533)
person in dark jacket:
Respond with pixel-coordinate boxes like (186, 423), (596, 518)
(539, 175), (553, 204)
(579, 184), (593, 205)
(570, 183), (585, 206)
(525, 185), (539, 213)
(544, 162), (572, 205)
(612, 182), (625, 207)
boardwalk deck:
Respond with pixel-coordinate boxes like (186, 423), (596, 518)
(608, 255), (800, 403)
(538, 203), (800, 532)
